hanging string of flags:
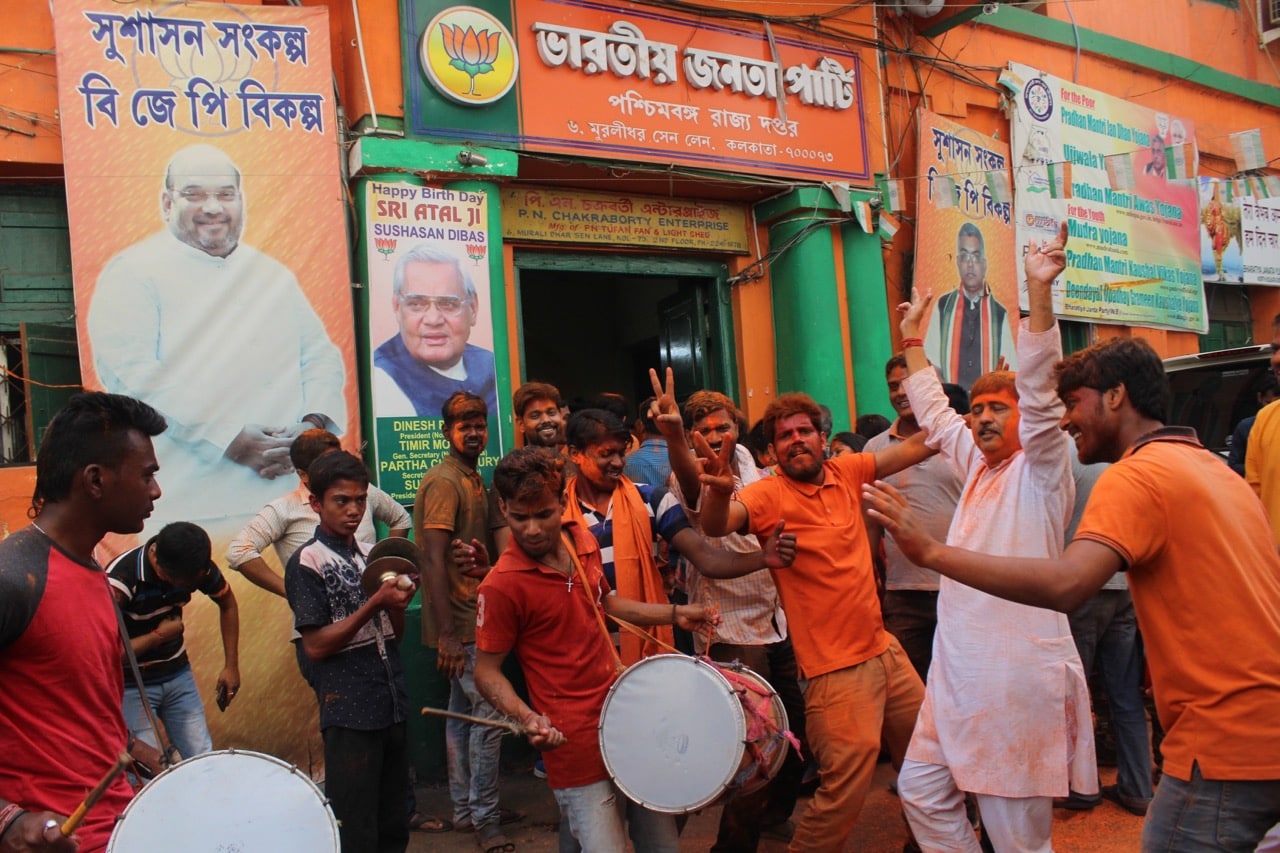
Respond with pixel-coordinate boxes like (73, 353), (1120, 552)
(866, 132), (1272, 241)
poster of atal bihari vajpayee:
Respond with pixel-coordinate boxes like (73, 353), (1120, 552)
(53, 0), (357, 771)
(915, 110), (1019, 392)
(365, 180), (502, 504)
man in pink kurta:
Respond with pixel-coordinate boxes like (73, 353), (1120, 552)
(895, 224), (1095, 852)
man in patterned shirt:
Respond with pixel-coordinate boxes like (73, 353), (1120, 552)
(285, 450), (416, 853)
(108, 521), (239, 760)
(648, 372), (805, 851)
(227, 428), (410, 598)
(562, 408), (788, 666)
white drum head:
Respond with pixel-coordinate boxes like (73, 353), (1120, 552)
(599, 655), (746, 813)
(108, 750), (339, 852)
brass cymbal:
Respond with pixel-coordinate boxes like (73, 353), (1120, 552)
(361, 536), (422, 597)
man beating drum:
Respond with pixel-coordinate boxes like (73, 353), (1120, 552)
(464, 447), (796, 850)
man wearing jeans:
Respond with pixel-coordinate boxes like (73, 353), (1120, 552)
(417, 392), (515, 848)
(108, 521), (240, 759)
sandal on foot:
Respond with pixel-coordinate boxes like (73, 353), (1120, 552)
(409, 813), (451, 833)
(476, 824), (515, 853)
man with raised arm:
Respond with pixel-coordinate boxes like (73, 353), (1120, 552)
(887, 222), (1094, 853)
(865, 281), (1280, 849)
(695, 390), (934, 852)
(648, 375), (804, 850)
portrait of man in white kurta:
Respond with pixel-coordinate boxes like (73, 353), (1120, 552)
(89, 144), (346, 534)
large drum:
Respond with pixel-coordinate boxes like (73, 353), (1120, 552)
(598, 654), (791, 814)
(107, 750), (339, 852)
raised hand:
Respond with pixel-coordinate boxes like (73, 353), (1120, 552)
(898, 286), (935, 339)
(692, 430), (735, 496)
(647, 367), (685, 440)
(1025, 220), (1069, 286)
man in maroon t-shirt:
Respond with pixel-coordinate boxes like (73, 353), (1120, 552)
(0, 393), (165, 852)
(468, 448), (792, 849)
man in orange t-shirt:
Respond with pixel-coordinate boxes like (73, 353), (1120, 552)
(697, 394), (934, 852)
(864, 336), (1280, 851)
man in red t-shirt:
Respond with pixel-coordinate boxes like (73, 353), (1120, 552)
(0, 392), (166, 852)
(864, 335), (1280, 850)
(470, 448), (791, 850)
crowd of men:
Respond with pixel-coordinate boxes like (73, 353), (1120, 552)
(2, 221), (1279, 853)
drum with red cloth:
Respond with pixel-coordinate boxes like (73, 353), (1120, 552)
(598, 654), (796, 814)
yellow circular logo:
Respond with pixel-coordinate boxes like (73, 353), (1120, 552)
(420, 7), (519, 106)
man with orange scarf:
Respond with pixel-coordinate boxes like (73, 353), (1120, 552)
(563, 408), (793, 665)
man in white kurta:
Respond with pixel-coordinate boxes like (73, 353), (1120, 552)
(89, 144), (346, 536)
(896, 225), (1095, 852)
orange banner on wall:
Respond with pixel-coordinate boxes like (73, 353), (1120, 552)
(515, 1), (872, 182)
(52, 0), (357, 775)
(54, 0), (357, 539)
(915, 110), (1019, 390)
(408, 0), (874, 183)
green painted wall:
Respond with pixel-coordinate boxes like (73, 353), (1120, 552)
(764, 189), (852, 420)
(758, 187), (896, 428)
(840, 222), (894, 420)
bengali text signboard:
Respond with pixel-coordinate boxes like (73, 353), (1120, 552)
(914, 111), (1018, 387)
(404, 0), (874, 183)
(500, 186), (749, 251)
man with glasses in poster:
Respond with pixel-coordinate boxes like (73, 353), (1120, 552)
(374, 244), (499, 418)
(924, 223), (1017, 391)
(89, 143), (346, 530)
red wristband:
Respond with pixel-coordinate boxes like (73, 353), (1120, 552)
(0, 803), (27, 842)
(901, 336), (924, 349)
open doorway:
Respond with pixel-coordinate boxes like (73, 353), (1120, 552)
(514, 252), (734, 414)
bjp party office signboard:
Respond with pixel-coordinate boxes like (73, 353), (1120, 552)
(1006, 62), (1207, 333)
(365, 181), (503, 503)
(53, 0), (355, 772)
(914, 111), (1019, 390)
(402, 0), (875, 183)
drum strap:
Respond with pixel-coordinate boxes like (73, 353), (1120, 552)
(113, 599), (181, 769)
(563, 534), (625, 673)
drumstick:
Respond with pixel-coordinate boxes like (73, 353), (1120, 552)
(61, 752), (132, 836)
(608, 614), (683, 656)
(420, 707), (524, 736)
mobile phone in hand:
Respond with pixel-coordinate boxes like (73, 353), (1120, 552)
(215, 682), (229, 712)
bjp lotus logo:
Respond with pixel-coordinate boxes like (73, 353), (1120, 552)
(421, 7), (519, 106)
